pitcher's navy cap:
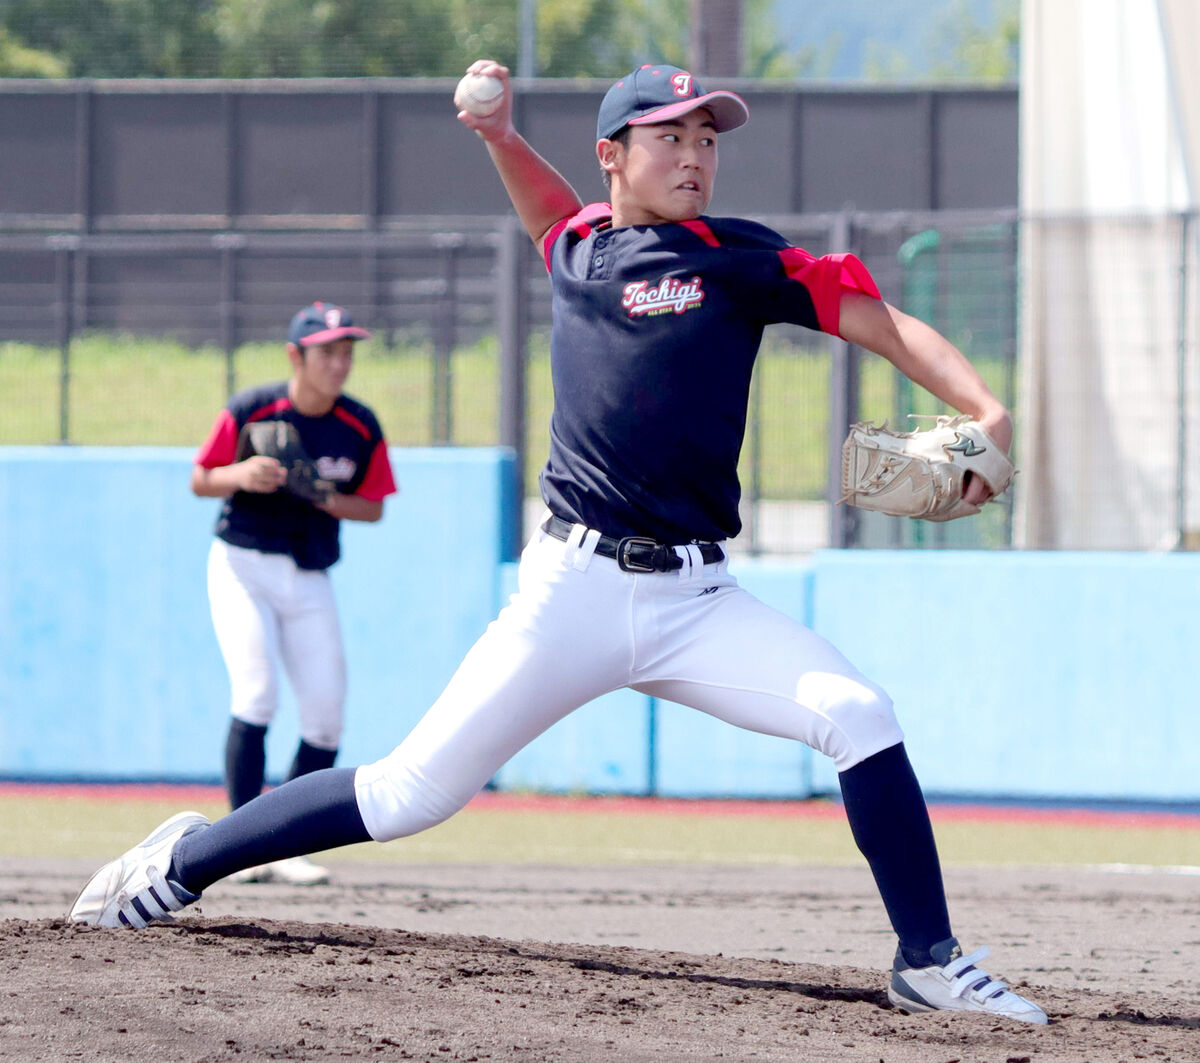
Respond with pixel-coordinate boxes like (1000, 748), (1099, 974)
(288, 302), (371, 346)
(596, 64), (749, 141)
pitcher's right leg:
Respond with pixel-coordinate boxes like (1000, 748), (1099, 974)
(356, 533), (636, 841)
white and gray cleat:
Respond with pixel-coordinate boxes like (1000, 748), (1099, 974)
(888, 937), (1048, 1024)
(67, 811), (208, 928)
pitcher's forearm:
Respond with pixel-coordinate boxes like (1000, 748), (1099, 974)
(839, 294), (1009, 432)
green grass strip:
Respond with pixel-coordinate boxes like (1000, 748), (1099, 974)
(3, 791), (1197, 869)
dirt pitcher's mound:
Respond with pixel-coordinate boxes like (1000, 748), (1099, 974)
(2, 916), (1197, 1063)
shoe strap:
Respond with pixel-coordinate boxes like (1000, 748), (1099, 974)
(941, 945), (986, 977)
(943, 947), (1010, 1000)
(119, 867), (186, 928)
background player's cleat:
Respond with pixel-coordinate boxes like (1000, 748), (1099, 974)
(226, 863), (270, 884)
(67, 811), (208, 928)
(227, 855), (330, 886)
(267, 855), (331, 885)
(888, 938), (1048, 1024)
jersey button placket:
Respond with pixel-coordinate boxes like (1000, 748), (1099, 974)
(589, 234), (610, 278)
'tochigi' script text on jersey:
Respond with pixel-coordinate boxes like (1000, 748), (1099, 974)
(622, 275), (705, 316)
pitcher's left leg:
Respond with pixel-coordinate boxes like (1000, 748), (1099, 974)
(634, 577), (1044, 1022)
(634, 581), (900, 769)
(635, 581), (944, 968)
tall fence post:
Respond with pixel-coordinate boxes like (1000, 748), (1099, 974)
(49, 237), (77, 444)
(215, 234), (243, 397)
(431, 234), (462, 445)
(497, 216), (530, 560)
(826, 210), (859, 548)
(71, 245), (89, 440)
(73, 86), (91, 233)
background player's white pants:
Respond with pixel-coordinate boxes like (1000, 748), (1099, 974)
(356, 526), (903, 842)
(207, 539), (345, 750)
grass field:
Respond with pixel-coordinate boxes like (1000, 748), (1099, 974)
(0, 332), (1010, 503)
(3, 786), (1198, 870)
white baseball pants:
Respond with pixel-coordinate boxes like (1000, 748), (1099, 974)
(207, 539), (346, 751)
(355, 522), (903, 842)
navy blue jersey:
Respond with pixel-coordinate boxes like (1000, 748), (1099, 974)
(540, 205), (881, 543)
(196, 382), (396, 570)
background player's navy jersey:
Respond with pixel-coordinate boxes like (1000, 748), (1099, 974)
(195, 382), (396, 570)
(541, 205), (881, 544)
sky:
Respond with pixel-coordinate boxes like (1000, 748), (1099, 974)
(771, 0), (1007, 78)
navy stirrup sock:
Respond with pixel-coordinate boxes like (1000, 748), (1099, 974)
(287, 739), (338, 781)
(224, 718), (268, 810)
(170, 766), (371, 894)
(838, 742), (952, 968)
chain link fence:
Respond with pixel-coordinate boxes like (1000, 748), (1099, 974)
(0, 210), (1022, 554)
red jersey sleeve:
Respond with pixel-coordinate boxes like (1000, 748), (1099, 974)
(194, 409), (240, 468)
(778, 249), (881, 337)
(355, 439), (398, 502)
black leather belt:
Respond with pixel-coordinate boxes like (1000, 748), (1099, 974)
(542, 515), (725, 573)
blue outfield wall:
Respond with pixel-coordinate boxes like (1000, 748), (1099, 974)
(808, 550), (1200, 803)
(2, 446), (1198, 805)
(0, 446), (514, 783)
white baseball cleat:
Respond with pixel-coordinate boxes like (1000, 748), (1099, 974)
(227, 855), (330, 886)
(67, 811), (208, 928)
(888, 938), (1048, 1024)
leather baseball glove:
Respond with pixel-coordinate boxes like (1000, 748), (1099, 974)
(236, 420), (334, 506)
(840, 414), (1015, 522)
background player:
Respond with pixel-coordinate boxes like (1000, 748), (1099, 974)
(70, 65), (1045, 1025)
(190, 301), (397, 885)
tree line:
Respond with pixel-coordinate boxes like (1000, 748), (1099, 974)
(0, 0), (1015, 81)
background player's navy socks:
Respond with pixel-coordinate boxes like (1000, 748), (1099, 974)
(169, 766), (371, 894)
(838, 742), (952, 968)
(287, 739), (338, 781)
(224, 718), (268, 810)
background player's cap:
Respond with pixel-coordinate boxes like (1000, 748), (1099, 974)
(288, 302), (371, 346)
(596, 64), (749, 141)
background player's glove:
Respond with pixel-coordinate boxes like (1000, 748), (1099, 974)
(237, 420), (334, 506)
(840, 414), (1015, 522)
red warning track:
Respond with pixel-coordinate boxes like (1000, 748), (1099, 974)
(2, 781), (1198, 831)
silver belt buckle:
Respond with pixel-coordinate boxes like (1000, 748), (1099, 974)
(617, 536), (659, 573)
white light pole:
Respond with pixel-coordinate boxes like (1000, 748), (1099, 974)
(518, 0), (536, 78)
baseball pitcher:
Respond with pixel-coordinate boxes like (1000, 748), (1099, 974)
(69, 65), (1042, 1027)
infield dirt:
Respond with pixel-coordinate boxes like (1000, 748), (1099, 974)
(2, 859), (1198, 1062)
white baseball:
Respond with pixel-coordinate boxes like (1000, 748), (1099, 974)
(454, 73), (505, 117)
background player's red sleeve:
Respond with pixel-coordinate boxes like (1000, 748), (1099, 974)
(355, 440), (398, 502)
(194, 410), (240, 468)
(778, 249), (881, 337)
